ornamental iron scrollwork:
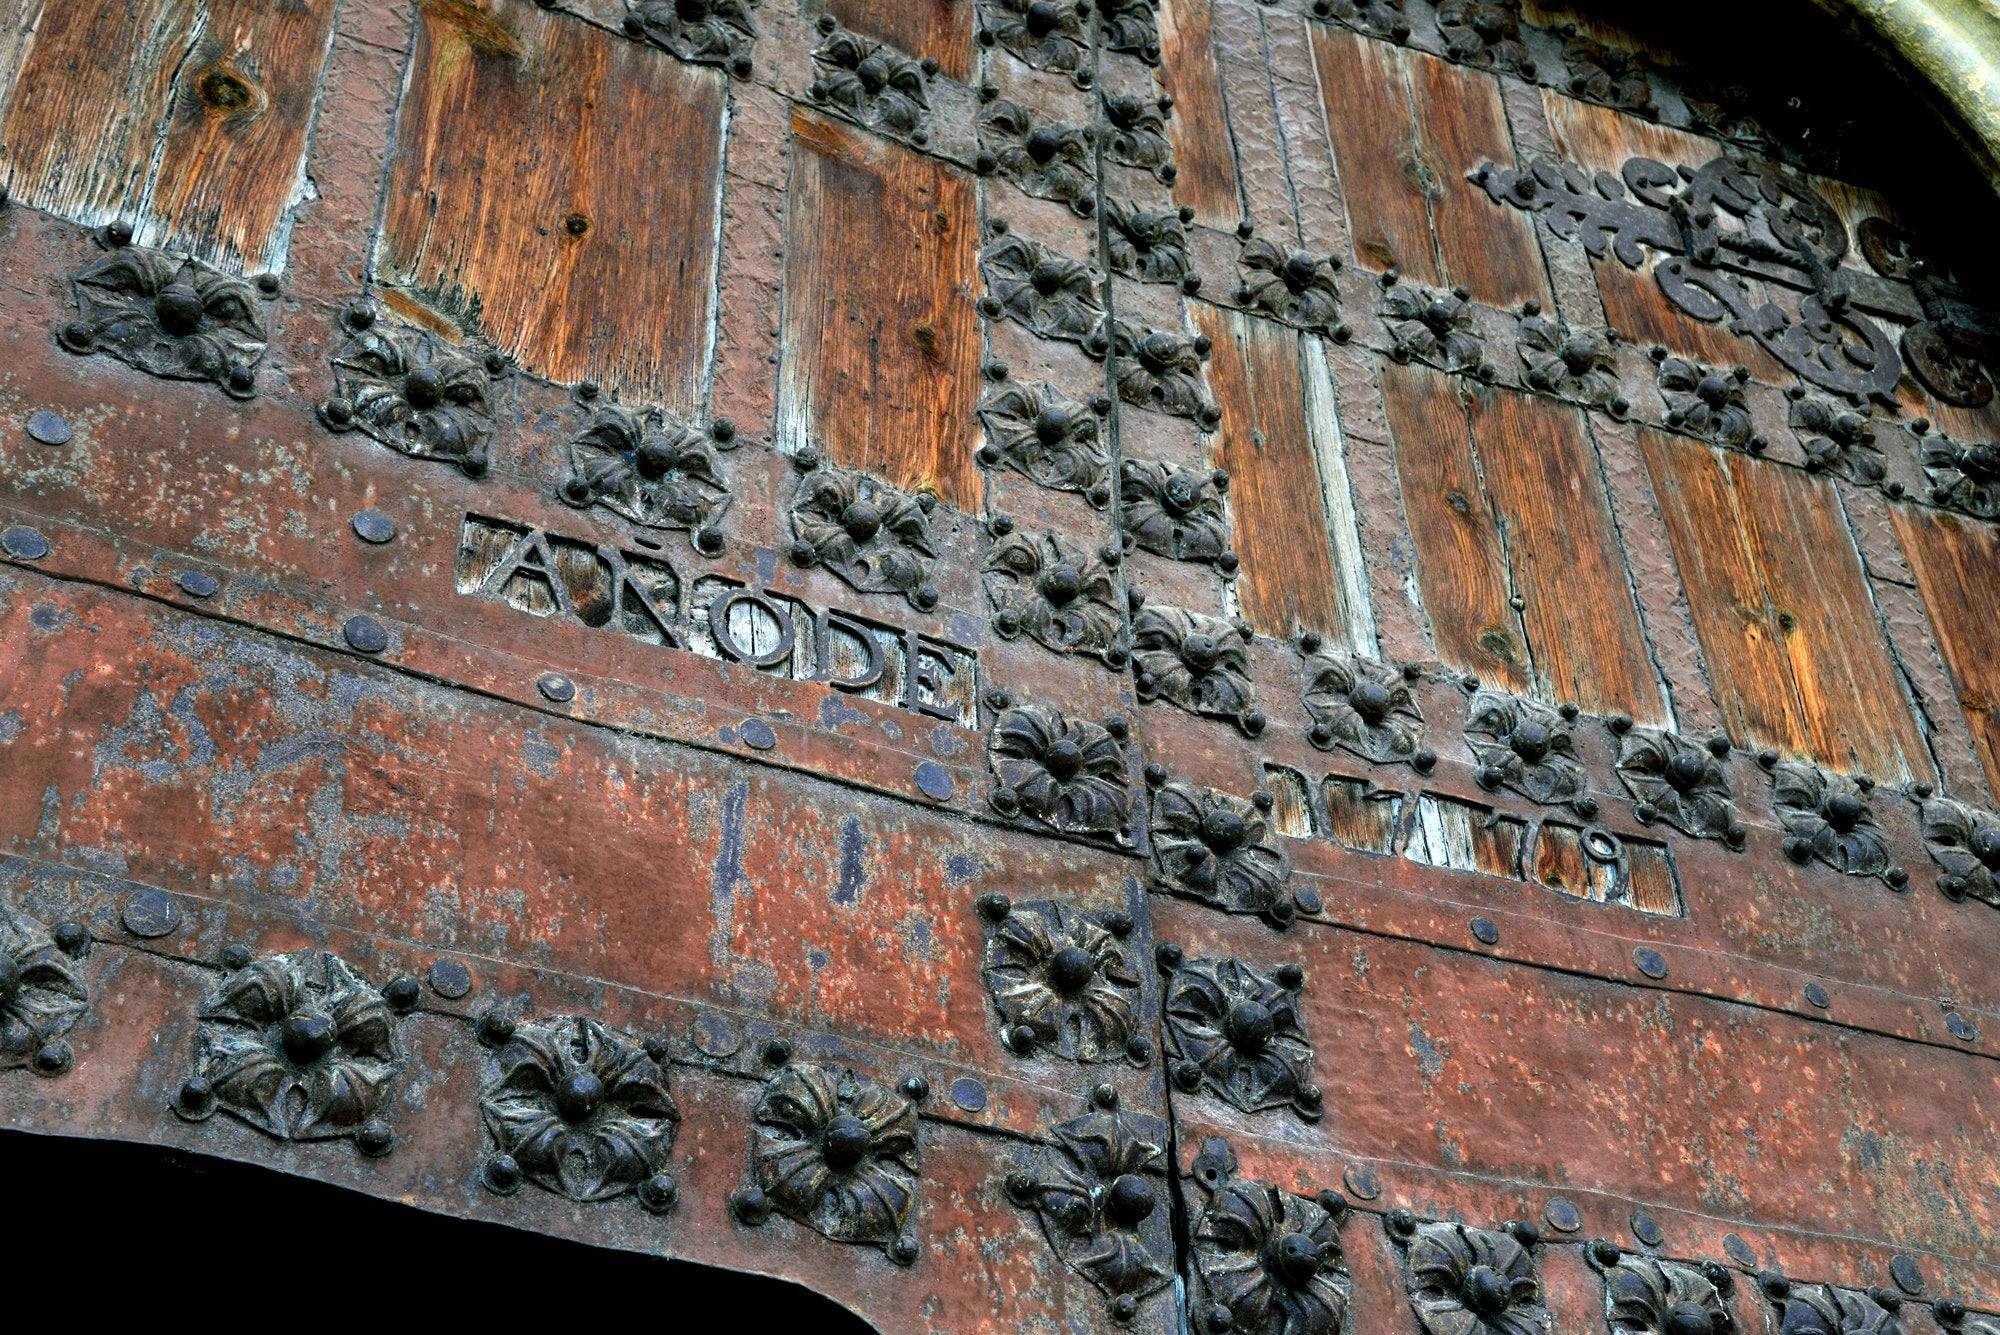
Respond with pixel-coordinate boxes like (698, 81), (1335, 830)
(1388, 1214), (1553, 1335)
(987, 703), (1131, 834)
(0, 901), (88, 1077)
(59, 227), (273, 399)
(1189, 1138), (1352, 1334)
(1474, 155), (1905, 403)
(1787, 388), (1885, 483)
(978, 895), (1146, 1062)
(1121, 458), (1233, 566)
(1158, 950), (1320, 1120)
(479, 1015), (680, 1212)
(1614, 726), (1744, 847)
(1437, 0), (1530, 75)
(737, 1062), (922, 1263)
(1149, 780), (1293, 922)
(1767, 759), (1900, 884)
(558, 400), (732, 552)
(980, 0), (1090, 81)
(1006, 1089), (1174, 1322)
(1103, 91), (1174, 178)
(788, 457), (940, 611)
(980, 228), (1106, 344)
(809, 21), (935, 142)
(977, 381), (1113, 504)
(1516, 302), (1623, 409)
(1131, 600), (1262, 734)
(321, 303), (501, 477)
(1917, 424), (2000, 518)
(622, 0), (757, 77)
(1655, 353), (1758, 450)
(1237, 236), (1344, 332)
(977, 99), (1097, 216)
(983, 526), (1129, 665)
(1385, 281), (1488, 376)
(1858, 216), (1999, 409)
(173, 949), (404, 1152)
(1301, 647), (1432, 769)
(1109, 321), (1219, 425)
(1466, 691), (1593, 814)
(1106, 200), (1193, 285)
(1763, 1277), (1902, 1335)
(1916, 791), (2000, 908)
(1586, 1240), (1736, 1335)
(1096, 0), (1161, 61)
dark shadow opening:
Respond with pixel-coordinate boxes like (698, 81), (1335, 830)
(0, 1128), (878, 1327)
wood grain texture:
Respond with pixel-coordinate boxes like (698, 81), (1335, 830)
(1159, 0), (1242, 228)
(1310, 24), (1436, 282)
(1379, 361), (1530, 690)
(1641, 429), (1927, 779)
(778, 108), (983, 510)
(1891, 505), (2000, 796)
(826, 0), (973, 81)
(1624, 840), (1682, 916)
(1323, 776), (1399, 854)
(1467, 386), (1662, 721)
(1197, 304), (1369, 648)
(1407, 49), (1550, 307)
(379, 0), (724, 410)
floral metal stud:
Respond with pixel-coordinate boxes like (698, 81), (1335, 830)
(743, 1063), (922, 1262)
(1238, 238), (1343, 331)
(980, 0), (1089, 80)
(1132, 602), (1261, 733)
(1105, 200), (1193, 284)
(810, 24), (932, 139)
(1103, 91), (1172, 176)
(1615, 727), (1743, 846)
(1121, 458), (1233, 565)
(1918, 426), (2000, 518)
(984, 527), (1128, 664)
(1563, 34), (1654, 115)
(1007, 1090), (1174, 1320)
(558, 401), (731, 551)
(0, 900), (88, 1077)
(1764, 1279), (1901, 1335)
(174, 950), (404, 1151)
(980, 230), (1105, 344)
(1768, 759), (1898, 883)
(1466, 691), (1591, 812)
(1150, 781), (1292, 922)
(1302, 649), (1429, 768)
(978, 100), (1097, 216)
(1096, 0), (1161, 60)
(1160, 953), (1319, 1119)
(1392, 1217), (1553, 1335)
(321, 304), (499, 476)
(480, 1015), (679, 1211)
(1386, 282), (1486, 375)
(981, 897), (1144, 1062)
(789, 460), (940, 610)
(1437, 0), (1530, 72)
(1586, 1242), (1735, 1335)
(59, 233), (272, 399)
(1516, 305), (1621, 408)
(1190, 1138), (1351, 1334)
(1918, 792), (2000, 907)
(1656, 354), (1756, 449)
(977, 382), (1113, 504)
(1316, 0), (1411, 42)
(1109, 321), (1218, 423)
(623, 0), (757, 77)
(988, 704), (1131, 834)
(1788, 389), (1885, 482)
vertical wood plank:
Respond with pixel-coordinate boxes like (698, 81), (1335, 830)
(1378, 362), (1529, 690)
(778, 108), (983, 510)
(1197, 305), (1368, 647)
(1467, 387), (1662, 721)
(826, 0), (973, 80)
(1624, 840), (1683, 915)
(1407, 51), (1550, 308)
(1638, 428), (1813, 753)
(1309, 25), (1437, 281)
(1301, 337), (1379, 653)
(1892, 506), (2000, 796)
(380, 0), (724, 411)
(143, 0), (340, 271)
(1323, 776), (1399, 854)
(1730, 454), (1926, 780)
(0, 0), (199, 237)
(1158, 0), (1242, 228)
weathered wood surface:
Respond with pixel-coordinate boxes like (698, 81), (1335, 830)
(1158, 0), (1242, 228)
(379, 0), (725, 409)
(827, 0), (972, 79)
(1894, 504), (2000, 795)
